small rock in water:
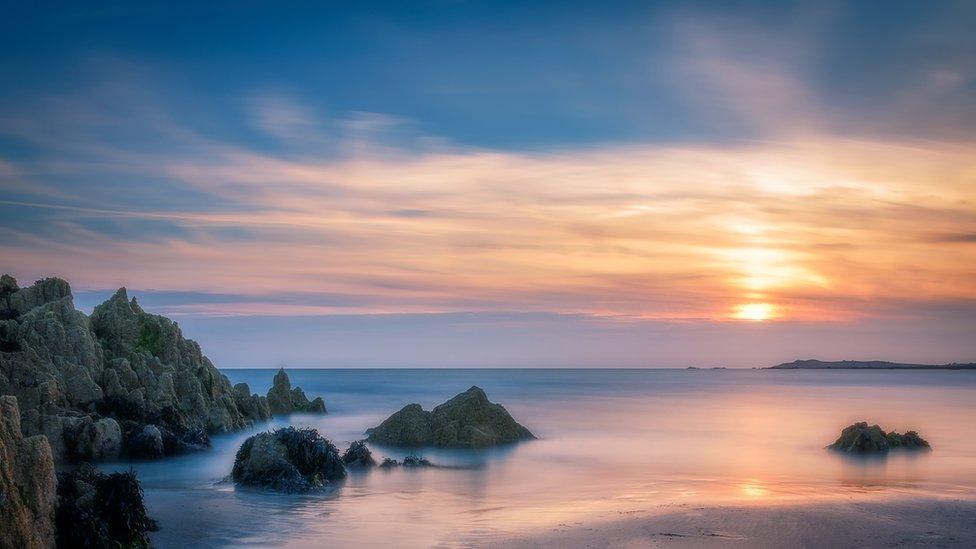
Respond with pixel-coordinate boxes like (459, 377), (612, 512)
(232, 427), (346, 492)
(376, 454), (435, 468)
(366, 386), (535, 448)
(828, 422), (931, 453)
(342, 440), (376, 467)
(401, 454), (433, 467)
(266, 368), (328, 415)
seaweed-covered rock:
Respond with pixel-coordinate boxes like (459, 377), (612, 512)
(232, 427), (346, 492)
(366, 386), (535, 448)
(56, 463), (157, 549)
(266, 368), (327, 415)
(376, 454), (435, 468)
(341, 440), (376, 467)
(828, 422), (931, 453)
(887, 430), (931, 449)
(0, 275), (272, 463)
(0, 396), (57, 549)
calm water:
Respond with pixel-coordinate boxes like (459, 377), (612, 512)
(102, 369), (976, 547)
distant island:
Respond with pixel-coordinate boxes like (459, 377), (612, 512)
(769, 359), (976, 370)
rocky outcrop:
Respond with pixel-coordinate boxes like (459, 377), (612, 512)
(0, 395), (57, 549)
(56, 463), (157, 548)
(828, 422), (931, 453)
(233, 382), (271, 422)
(0, 275), (275, 463)
(341, 440), (375, 467)
(366, 386), (535, 448)
(265, 368), (326, 415)
(232, 427), (346, 492)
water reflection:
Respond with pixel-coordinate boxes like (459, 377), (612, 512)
(96, 369), (976, 547)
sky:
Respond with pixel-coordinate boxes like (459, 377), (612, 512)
(1, 1), (975, 367)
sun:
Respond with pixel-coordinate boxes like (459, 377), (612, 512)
(733, 302), (776, 321)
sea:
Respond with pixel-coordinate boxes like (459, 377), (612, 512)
(99, 368), (976, 547)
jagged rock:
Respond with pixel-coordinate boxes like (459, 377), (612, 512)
(0, 275), (273, 463)
(341, 440), (376, 467)
(65, 416), (122, 462)
(0, 395), (57, 549)
(828, 422), (931, 453)
(266, 368), (327, 415)
(366, 386), (535, 448)
(126, 424), (165, 459)
(232, 427), (346, 492)
(234, 382), (271, 422)
(56, 463), (157, 548)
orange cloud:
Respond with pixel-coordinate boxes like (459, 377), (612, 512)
(3, 135), (974, 321)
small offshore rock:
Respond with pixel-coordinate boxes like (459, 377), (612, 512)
(367, 386), (535, 448)
(232, 427), (346, 492)
(828, 422), (931, 453)
(266, 368), (328, 415)
(56, 463), (157, 548)
(376, 454), (435, 468)
(342, 440), (376, 467)
(402, 454), (433, 467)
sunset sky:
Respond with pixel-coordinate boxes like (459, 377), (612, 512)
(1, 1), (974, 367)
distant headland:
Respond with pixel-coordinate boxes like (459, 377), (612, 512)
(769, 359), (976, 370)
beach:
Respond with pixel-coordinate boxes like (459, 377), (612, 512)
(496, 497), (976, 548)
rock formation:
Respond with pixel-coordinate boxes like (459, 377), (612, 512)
(0, 395), (57, 549)
(0, 275), (281, 463)
(366, 386), (535, 448)
(55, 463), (157, 548)
(341, 439), (376, 467)
(265, 368), (326, 415)
(828, 422), (931, 453)
(232, 427), (346, 492)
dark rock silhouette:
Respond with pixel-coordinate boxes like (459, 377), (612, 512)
(828, 422), (931, 453)
(232, 427), (346, 492)
(377, 454), (435, 468)
(56, 463), (157, 548)
(266, 368), (327, 415)
(342, 439), (376, 467)
(0, 395), (56, 549)
(366, 386), (535, 448)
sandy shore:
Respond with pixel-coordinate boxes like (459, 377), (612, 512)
(491, 498), (976, 548)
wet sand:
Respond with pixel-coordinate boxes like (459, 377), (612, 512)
(493, 497), (976, 548)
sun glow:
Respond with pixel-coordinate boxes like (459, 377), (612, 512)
(733, 303), (776, 321)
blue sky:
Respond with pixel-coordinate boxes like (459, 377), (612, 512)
(2, 1), (975, 367)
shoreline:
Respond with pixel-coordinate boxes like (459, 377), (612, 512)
(491, 496), (976, 548)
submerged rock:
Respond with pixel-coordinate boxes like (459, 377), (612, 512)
(366, 386), (535, 448)
(0, 396), (57, 549)
(232, 427), (346, 492)
(56, 463), (157, 549)
(266, 368), (327, 415)
(377, 454), (435, 468)
(342, 439), (376, 467)
(0, 275), (273, 463)
(828, 422), (931, 453)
